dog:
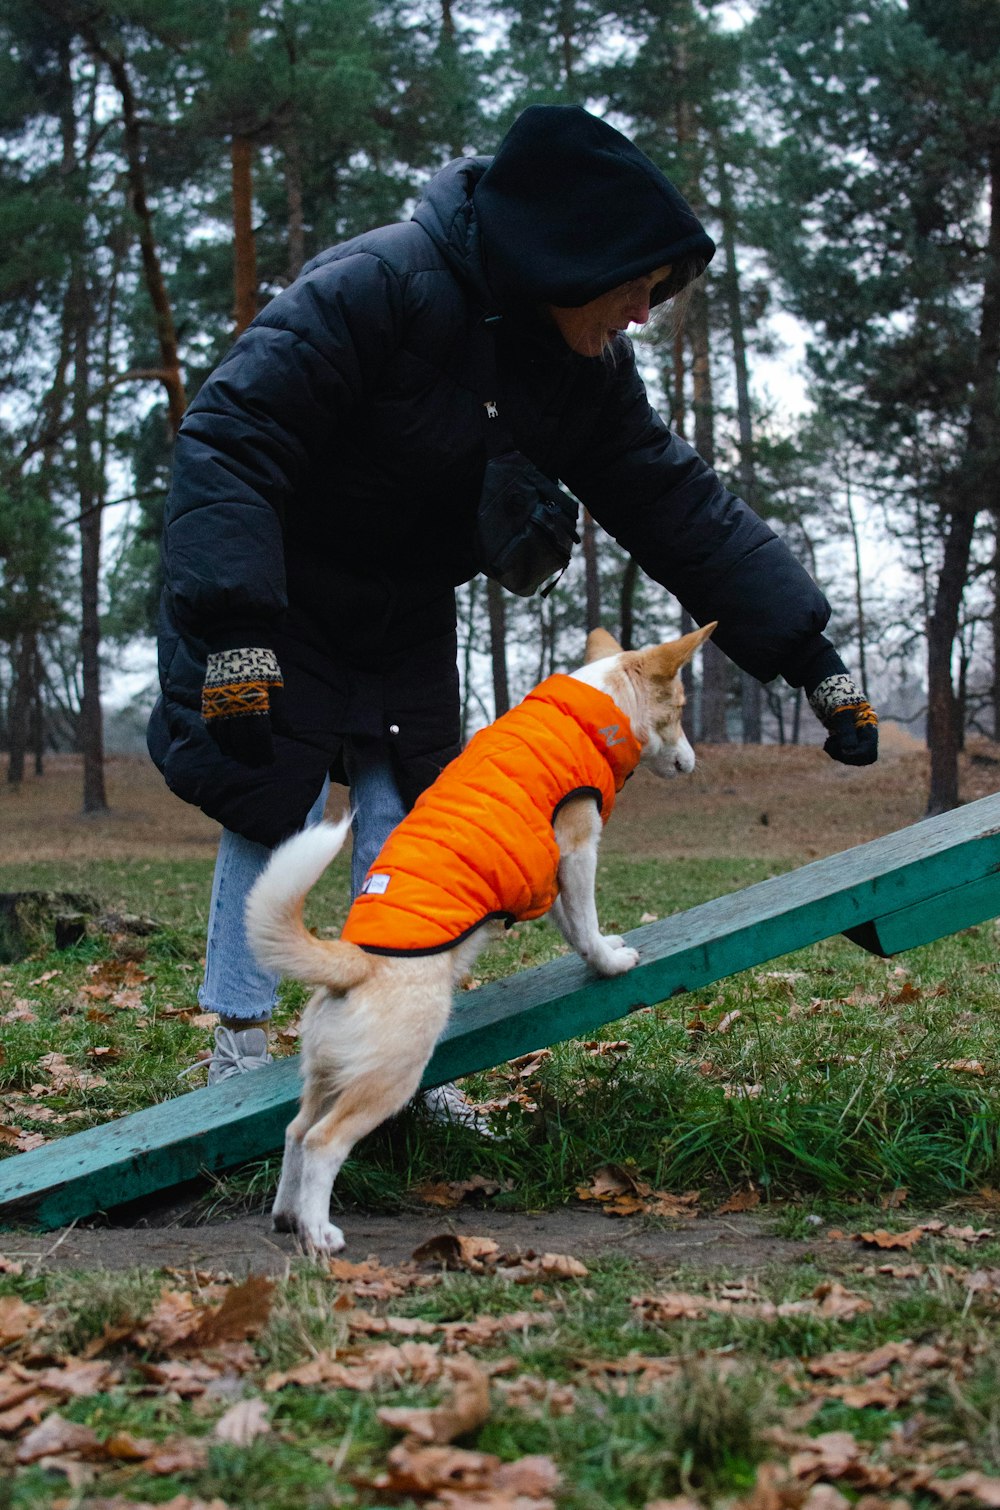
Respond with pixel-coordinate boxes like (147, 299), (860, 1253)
(245, 621), (715, 1254)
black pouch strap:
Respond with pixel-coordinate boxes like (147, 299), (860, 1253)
(473, 312), (518, 459)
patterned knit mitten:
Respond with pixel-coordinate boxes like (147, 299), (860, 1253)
(808, 672), (878, 767)
(201, 646), (283, 767)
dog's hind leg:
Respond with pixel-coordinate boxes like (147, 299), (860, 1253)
(291, 958), (453, 1254)
(271, 1069), (338, 1234)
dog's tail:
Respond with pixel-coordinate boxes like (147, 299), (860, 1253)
(245, 816), (370, 993)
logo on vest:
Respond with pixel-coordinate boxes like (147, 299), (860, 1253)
(361, 873), (392, 896)
(484, 399), (499, 420)
(599, 724), (625, 747)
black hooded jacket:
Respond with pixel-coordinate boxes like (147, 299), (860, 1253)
(148, 106), (833, 847)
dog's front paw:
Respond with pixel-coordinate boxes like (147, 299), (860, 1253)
(590, 942), (640, 977)
(301, 1220), (346, 1256)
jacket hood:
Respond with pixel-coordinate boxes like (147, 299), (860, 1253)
(411, 155), (493, 302)
(472, 104), (716, 310)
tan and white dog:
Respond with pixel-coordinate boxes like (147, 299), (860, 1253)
(245, 622), (714, 1254)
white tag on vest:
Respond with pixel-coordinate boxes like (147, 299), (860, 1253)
(361, 873), (391, 896)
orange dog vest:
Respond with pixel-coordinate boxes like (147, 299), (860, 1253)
(341, 674), (643, 955)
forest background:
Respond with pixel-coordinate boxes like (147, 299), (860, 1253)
(0, 0), (997, 821)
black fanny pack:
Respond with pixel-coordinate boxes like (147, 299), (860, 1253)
(472, 316), (580, 598)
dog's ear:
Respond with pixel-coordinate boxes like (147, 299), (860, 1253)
(584, 627), (625, 664)
(639, 621), (717, 680)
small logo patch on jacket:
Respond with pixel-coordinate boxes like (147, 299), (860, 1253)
(362, 873), (392, 895)
(599, 723), (625, 747)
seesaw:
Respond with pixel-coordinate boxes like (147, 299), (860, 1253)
(2, 790), (1000, 1230)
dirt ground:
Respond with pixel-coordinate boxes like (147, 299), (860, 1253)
(2, 728), (999, 1275)
(2, 1204), (818, 1277)
(2, 720), (997, 867)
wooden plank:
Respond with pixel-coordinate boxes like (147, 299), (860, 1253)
(3, 791), (1000, 1231)
(843, 871), (1000, 957)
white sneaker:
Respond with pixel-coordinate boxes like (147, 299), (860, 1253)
(205, 1025), (272, 1086)
(420, 1082), (495, 1136)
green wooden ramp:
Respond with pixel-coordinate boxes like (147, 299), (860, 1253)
(3, 791), (1000, 1231)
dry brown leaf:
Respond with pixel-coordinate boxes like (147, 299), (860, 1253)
(827, 1378), (904, 1409)
(412, 1177), (504, 1209)
(879, 1188), (908, 1210)
(186, 1275), (275, 1349)
(717, 1187), (761, 1214)
(413, 1233), (501, 1271)
(856, 1228), (924, 1251)
(100, 1430), (158, 1461)
(811, 1283), (873, 1320)
(377, 1356), (491, 1444)
(927, 1473), (1000, 1506)
(370, 1440), (558, 1505)
(213, 1397), (270, 1446)
(807, 1343), (912, 1380)
(142, 1439), (211, 1476)
(0, 1294), (42, 1345)
(137, 1359), (226, 1397)
(15, 1411), (100, 1463)
(801, 1488), (851, 1510)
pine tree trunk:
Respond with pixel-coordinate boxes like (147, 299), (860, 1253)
(620, 556), (638, 650)
(582, 512), (601, 631)
(714, 142), (763, 744)
(926, 508), (976, 813)
(928, 142), (999, 811)
(6, 633), (34, 786)
(232, 135), (257, 335)
(283, 122), (306, 283)
(80, 22), (187, 433)
(688, 281), (728, 742)
(73, 259), (107, 816)
(487, 578), (509, 717)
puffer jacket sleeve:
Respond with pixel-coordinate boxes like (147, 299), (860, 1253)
(560, 348), (831, 685)
(164, 252), (404, 638)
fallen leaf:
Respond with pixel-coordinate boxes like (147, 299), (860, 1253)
(214, 1397), (270, 1446)
(377, 1355), (491, 1444)
(927, 1472), (1000, 1506)
(717, 1187), (761, 1214)
(369, 1440), (558, 1505)
(855, 1229), (923, 1251)
(0, 1295), (42, 1345)
(16, 1412), (100, 1463)
(186, 1275), (275, 1348)
(412, 1234), (501, 1272)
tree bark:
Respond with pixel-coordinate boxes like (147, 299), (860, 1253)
(926, 507), (976, 812)
(620, 555), (639, 650)
(77, 17), (187, 433)
(487, 578), (510, 718)
(689, 280), (729, 742)
(232, 134), (257, 335)
(6, 633), (35, 786)
(714, 140), (763, 743)
(927, 142), (1000, 811)
(582, 511), (601, 631)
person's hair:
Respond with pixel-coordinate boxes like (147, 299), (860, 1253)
(600, 254), (706, 363)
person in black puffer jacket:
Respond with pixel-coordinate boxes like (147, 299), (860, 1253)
(148, 104), (877, 1091)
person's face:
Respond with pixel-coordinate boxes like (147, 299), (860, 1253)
(547, 265), (672, 357)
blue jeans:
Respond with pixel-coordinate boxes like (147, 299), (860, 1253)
(199, 738), (408, 1020)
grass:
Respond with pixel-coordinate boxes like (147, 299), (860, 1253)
(7, 786), (1000, 1505)
(3, 1241), (1000, 1506)
(2, 852), (1000, 1216)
